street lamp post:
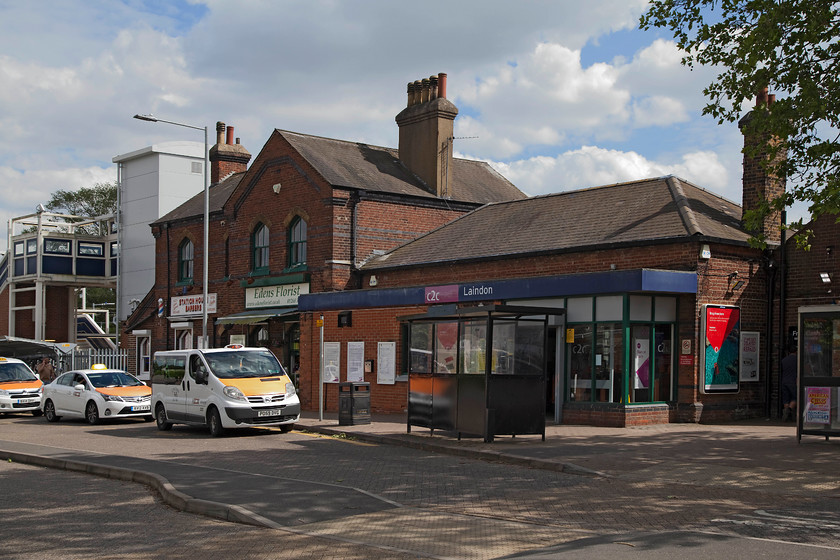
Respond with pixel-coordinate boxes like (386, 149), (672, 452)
(133, 114), (210, 348)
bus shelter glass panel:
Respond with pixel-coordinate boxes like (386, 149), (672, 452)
(460, 319), (486, 374)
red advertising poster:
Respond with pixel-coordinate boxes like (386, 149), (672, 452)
(701, 305), (741, 393)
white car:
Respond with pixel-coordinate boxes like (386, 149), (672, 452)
(0, 357), (44, 416)
(42, 365), (152, 424)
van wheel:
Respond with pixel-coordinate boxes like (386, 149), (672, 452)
(208, 407), (224, 437)
(85, 401), (100, 425)
(155, 404), (172, 431)
(44, 400), (60, 422)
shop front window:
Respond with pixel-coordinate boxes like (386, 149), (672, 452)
(569, 324), (593, 402)
(595, 323), (623, 403)
(631, 326), (652, 403)
(654, 325), (673, 401)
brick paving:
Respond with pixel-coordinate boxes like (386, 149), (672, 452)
(1, 412), (839, 558)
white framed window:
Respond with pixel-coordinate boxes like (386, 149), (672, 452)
(175, 328), (193, 350)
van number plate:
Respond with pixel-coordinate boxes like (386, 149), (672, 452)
(258, 409), (281, 417)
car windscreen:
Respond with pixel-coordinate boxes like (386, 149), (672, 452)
(87, 371), (144, 388)
(0, 362), (38, 382)
(204, 351), (285, 379)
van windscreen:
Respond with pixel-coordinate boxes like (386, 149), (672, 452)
(206, 350), (285, 379)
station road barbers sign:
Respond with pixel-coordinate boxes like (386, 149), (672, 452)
(245, 282), (309, 309)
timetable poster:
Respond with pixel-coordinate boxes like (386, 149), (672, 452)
(701, 305), (741, 393)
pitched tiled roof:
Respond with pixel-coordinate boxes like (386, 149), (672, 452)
(363, 176), (749, 270)
(152, 171), (245, 225)
(278, 130), (525, 203)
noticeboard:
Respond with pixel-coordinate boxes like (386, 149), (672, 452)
(797, 306), (840, 441)
(700, 304), (741, 394)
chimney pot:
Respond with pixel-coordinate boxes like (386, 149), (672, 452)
(756, 87), (768, 107)
(438, 73), (447, 99)
(226, 126), (234, 145)
(430, 75), (438, 99)
(236, 137), (240, 145)
(421, 78), (430, 103)
(407, 82), (414, 107)
(768, 93), (776, 106)
(215, 121), (226, 145)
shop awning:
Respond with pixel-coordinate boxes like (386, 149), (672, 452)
(215, 307), (298, 325)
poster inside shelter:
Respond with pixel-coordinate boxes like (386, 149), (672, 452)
(701, 305), (740, 393)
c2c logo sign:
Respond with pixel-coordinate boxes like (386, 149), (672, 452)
(424, 285), (458, 304)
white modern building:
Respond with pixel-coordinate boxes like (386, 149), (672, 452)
(112, 141), (205, 321)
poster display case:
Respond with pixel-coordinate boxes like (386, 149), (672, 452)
(797, 305), (840, 441)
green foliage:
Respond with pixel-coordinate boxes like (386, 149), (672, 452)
(641, 0), (840, 246)
(43, 182), (117, 236)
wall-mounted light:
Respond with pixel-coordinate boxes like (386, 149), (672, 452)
(728, 272), (745, 292)
(700, 244), (711, 260)
(821, 272), (832, 284)
(369, 275), (378, 287)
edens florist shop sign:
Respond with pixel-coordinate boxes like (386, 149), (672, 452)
(245, 283), (309, 309)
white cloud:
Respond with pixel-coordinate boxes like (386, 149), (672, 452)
(482, 145), (730, 198)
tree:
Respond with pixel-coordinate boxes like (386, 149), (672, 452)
(640, 0), (840, 247)
(45, 182), (118, 330)
(44, 182), (118, 236)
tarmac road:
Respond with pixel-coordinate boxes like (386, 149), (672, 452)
(2, 411), (840, 559)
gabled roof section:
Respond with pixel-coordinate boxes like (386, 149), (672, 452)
(363, 176), (749, 270)
(151, 171), (245, 225)
(277, 130), (525, 203)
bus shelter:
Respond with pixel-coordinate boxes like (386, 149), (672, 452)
(404, 304), (564, 442)
(797, 305), (840, 441)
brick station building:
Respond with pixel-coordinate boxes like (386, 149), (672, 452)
(120, 80), (838, 427)
(296, 91), (805, 427)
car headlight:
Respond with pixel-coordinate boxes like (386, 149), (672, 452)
(223, 386), (246, 401)
(285, 382), (296, 398)
(101, 394), (124, 402)
(0, 389), (8, 396)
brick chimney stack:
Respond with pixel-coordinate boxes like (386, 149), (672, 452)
(209, 121), (251, 183)
(738, 88), (784, 245)
(395, 73), (458, 198)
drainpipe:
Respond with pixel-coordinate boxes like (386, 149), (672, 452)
(165, 223), (171, 350)
(763, 252), (777, 418)
(777, 210), (787, 419)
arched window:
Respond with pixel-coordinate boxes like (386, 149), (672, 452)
(288, 217), (307, 269)
(178, 239), (194, 283)
(252, 222), (269, 274)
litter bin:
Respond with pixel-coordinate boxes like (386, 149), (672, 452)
(339, 382), (370, 426)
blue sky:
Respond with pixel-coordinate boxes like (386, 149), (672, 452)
(0, 0), (804, 254)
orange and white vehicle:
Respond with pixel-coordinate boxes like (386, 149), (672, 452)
(151, 345), (299, 437)
(41, 364), (152, 424)
(0, 357), (44, 416)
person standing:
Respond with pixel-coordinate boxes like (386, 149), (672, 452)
(780, 347), (797, 422)
(35, 356), (56, 383)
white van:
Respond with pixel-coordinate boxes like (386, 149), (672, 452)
(151, 345), (299, 436)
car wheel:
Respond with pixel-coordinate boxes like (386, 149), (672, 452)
(44, 400), (61, 422)
(155, 404), (172, 431)
(31, 409), (43, 417)
(208, 407), (224, 437)
(85, 401), (100, 425)
(279, 424), (295, 433)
